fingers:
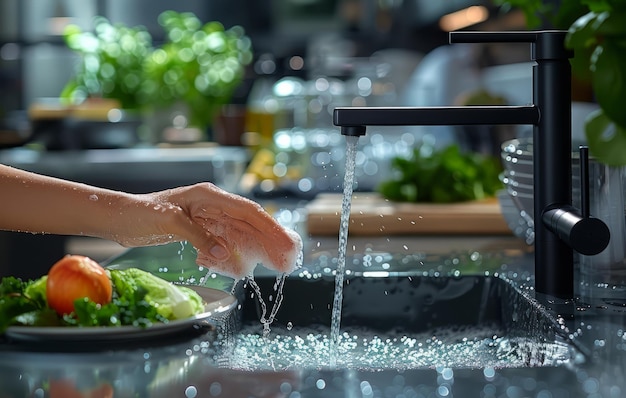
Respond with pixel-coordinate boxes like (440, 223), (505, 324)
(174, 183), (286, 242)
(176, 215), (231, 262)
(160, 183), (303, 278)
(194, 212), (302, 279)
(132, 191), (231, 262)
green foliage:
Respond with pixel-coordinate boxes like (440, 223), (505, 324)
(0, 277), (47, 332)
(495, 0), (626, 165)
(566, 4), (626, 165)
(110, 268), (205, 320)
(377, 145), (503, 203)
(568, 11), (626, 126)
(62, 17), (153, 109)
(61, 11), (253, 129)
(143, 11), (253, 128)
(23, 274), (47, 305)
(70, 285), (167, 327)
(584, 109), (626, 166)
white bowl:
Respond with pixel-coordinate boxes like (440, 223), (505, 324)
(507, 185), (534, 216)
(501, 152), (533, 175)
(504, 169), (533, 186)
(497, 189), (534, 245)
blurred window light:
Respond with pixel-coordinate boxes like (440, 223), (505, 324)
(439, 5), (489, 32)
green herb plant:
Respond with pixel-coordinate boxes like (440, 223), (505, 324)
(143, 11), (253, 130)
(61, 11), (253, 132)
(61, 17), (153, 110)
(494, 0), (626, 166)
(377, 144), (503, 203)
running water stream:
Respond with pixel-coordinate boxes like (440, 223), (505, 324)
(329, 135), (360, 367)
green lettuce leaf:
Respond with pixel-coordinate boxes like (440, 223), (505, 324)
(110, 268), (205, 321)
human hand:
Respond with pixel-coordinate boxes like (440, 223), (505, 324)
(109, 183), (302, 279)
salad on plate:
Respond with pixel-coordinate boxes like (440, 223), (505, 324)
(0, 255), (207, 332)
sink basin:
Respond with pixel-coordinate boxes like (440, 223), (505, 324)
(221, 274), (584, 371)
(102, 242), (585, 373)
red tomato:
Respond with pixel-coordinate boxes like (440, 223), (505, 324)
(46, 255), (113, 315)
(49, 379), (114, 398)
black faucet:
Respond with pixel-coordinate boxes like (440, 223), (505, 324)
(333, 30), (610, 298)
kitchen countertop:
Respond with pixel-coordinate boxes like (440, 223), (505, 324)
(2, 196), (626, 398)
(0, 145), (249, 193)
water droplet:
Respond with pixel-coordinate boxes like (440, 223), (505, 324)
(184, 385), (198, 397)
(287, 321), (293, 330)
(89, 194), (98, 201)
(280, 382), (293, 394)
(209, 382), (222, 396)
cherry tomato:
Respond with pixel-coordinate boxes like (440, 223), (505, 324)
(46, 255), (113, 315)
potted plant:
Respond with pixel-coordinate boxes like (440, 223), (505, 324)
(495, 0), (626, 166)
(143, 11), (253, 138)
(61, 11), (253, 142)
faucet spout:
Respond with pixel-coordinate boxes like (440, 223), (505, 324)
(334, 106), (540, 129)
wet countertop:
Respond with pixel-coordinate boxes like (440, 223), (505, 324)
(1, 200), (626, 397)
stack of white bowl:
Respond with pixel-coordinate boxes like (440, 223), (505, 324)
(497, 137), (534, 244)
(499, 137), (581, 244)
(501, 138), (534, 217)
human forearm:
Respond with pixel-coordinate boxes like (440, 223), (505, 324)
(0, 164), (131, 238)
(0, 164), (303, 277)
(0, 164), (232, 260)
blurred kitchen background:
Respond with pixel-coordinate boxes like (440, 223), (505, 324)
(0, 0), (583, 278)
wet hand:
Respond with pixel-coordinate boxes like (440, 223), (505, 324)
(113, 183), (302, 279)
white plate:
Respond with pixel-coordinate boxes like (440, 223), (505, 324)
(3, 286), (237, 343)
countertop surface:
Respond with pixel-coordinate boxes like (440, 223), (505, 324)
(2, 196), (626, 397)
(0, 146), (249, 193)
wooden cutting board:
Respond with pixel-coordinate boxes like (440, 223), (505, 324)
(306, 193), (511, 236)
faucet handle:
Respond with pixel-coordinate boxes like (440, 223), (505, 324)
(542, 145), (610, 256)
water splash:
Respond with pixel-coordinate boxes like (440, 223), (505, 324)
(246, 274), (288, 338)
(226, 324), (575, 371)
(330, 135), (360, 367)
(245, 274), (288, 370)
